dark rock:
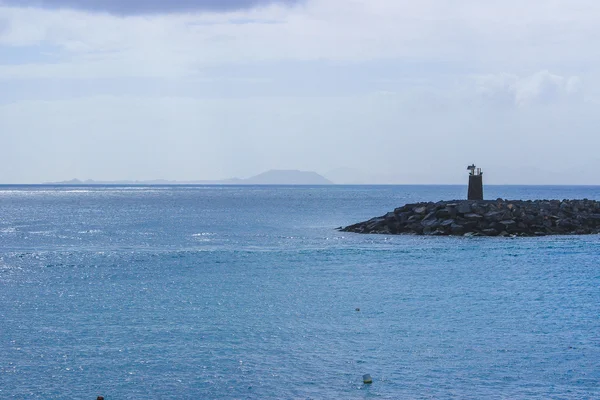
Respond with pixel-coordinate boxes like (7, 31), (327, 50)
(407, 215), (422, 223)
(341, 199), (600, 237)
(557, 219), (575, 230)
(378, 226), (391, 234)
(395, 212), (411, 223)
(436, 208), (451, 218)
(394, 205), (410, 213)
(482, 228), (499, 236)
(423, 211), (437, 221)
(457, 202), (472, 214)
(408, 223), (424, 234)
(366, 218), (385, 231)
(441, 219), (455, 227)
(462, 220), (479, 229)
(421, 218), (440, 229)
(451, 223), (465, 235)
(484, 211), (505, 221)
(477, 220), (491, 230)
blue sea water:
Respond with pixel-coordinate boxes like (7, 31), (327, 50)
(1, 185), (599, 399)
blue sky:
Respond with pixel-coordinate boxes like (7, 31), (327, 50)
(1, 0), (599, 183)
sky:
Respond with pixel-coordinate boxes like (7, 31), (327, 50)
(1, 0), (600, 184)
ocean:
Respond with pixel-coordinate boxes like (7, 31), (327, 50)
(1, 185), (599, 399)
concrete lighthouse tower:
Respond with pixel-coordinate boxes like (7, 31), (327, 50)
(467, 164), (483, 200)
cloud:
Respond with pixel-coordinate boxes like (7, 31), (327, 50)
(0, 16), (7, 34)
(0, 0), (599, 104)
(0, 0), (302, 15)
(475, 71), (583, 107)
(2, 0), (600, 184)
(3, 0), (600, 70)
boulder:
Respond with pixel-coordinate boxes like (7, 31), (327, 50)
(484, 211), (505, 221)
(423, 211), (437, 221)
(407, 215), (422, 223)
(421, 218), (440, 229)
(451, 223), (465, 235)
(441, 219), (455, 227)
(436, 208), (451, 218)
(457, 202), (472, 214)
(395, 212), (411, 223)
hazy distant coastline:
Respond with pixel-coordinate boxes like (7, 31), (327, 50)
(45, 170), (334, 186)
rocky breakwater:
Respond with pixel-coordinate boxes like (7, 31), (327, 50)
(341, 199), (600, 237)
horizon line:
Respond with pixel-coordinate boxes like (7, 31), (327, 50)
(3, 183), (600, 187)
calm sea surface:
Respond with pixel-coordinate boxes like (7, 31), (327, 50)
(1, 185), (599, 399)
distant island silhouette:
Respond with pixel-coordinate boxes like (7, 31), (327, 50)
(46, 170), (334, 185)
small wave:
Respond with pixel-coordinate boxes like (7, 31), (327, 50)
(0, 227), (16, 233)
(78, 229), (102, 234)
(29, 230), (56, 236)
(0, 264), (22, 272)
(0, 257), (23, 274)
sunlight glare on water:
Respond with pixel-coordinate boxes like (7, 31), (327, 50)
(1, 185), (599, 399)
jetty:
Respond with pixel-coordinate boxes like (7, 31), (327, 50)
(341, 165), (600, 237)
(341, 199), (600, 237)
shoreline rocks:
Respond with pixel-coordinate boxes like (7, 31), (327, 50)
(340, 199), (600, 237)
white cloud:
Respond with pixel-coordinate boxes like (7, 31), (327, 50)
(566, 76), (582, 94)
(475, 70), (583, 107)
(1, 0), (600, 79)
(2, 0), (600, 183)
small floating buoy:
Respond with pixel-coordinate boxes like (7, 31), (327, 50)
(363, 374), (373, 384)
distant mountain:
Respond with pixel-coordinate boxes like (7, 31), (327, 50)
(45, 170), (333, 185)
(242, 170), (333, 185)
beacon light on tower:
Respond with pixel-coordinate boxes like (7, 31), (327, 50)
(467, 164), (483, 200)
